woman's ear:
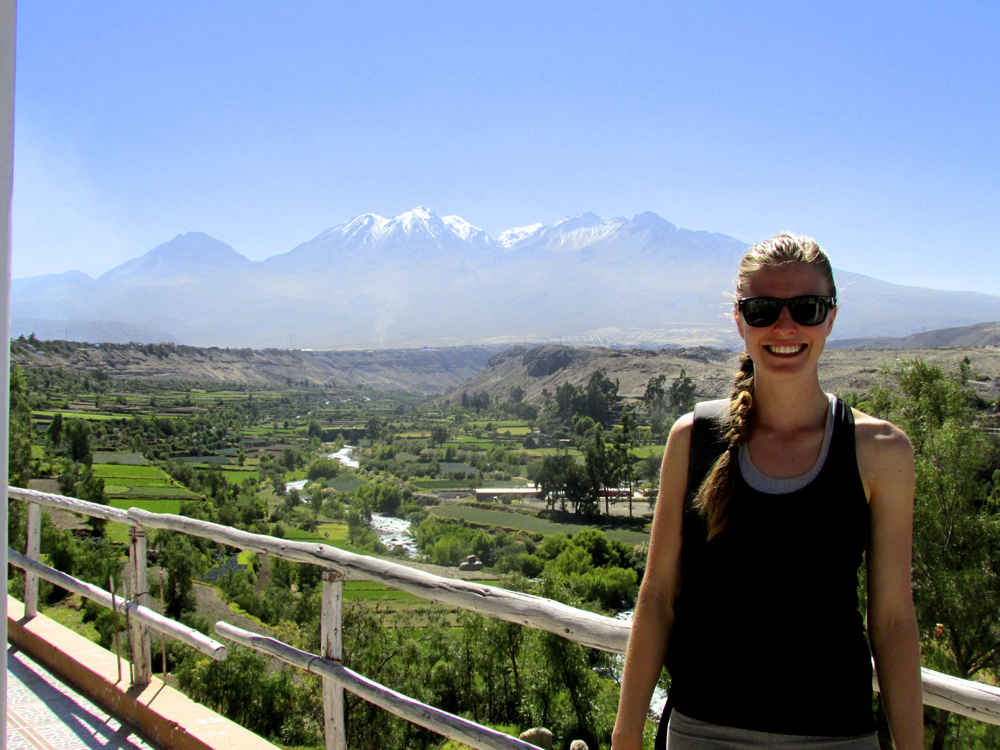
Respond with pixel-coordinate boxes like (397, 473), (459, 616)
(825, 305), (838, 335)
(735, 305), (746, 341)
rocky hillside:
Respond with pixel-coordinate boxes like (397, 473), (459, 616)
(828, 321), (1000, 350)
(444, 344), (1000, 405)
(11, 340), (505, 394)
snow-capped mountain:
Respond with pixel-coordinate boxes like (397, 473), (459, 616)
(263, 207), (501, 272)
(13, 207), (1000, 349)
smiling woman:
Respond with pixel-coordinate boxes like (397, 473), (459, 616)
(613, 234), (924, 750)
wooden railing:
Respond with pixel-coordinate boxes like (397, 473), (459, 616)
(9, 486), (1000, 749)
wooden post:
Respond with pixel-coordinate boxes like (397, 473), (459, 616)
(322, 569), (347, 750)
(24, 502), (40, 617)
(129, 526), (152, 684)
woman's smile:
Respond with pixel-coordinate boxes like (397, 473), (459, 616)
(763, 343), (807, 356)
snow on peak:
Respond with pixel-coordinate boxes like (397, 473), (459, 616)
(548, 215), (626, 252)
(498, 223), (544, 248)
(442, 215), (486, 242)
(317, 207), (500, 251)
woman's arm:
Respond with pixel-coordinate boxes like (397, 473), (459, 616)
(611, 414), (692, 750)
(856, 414), (923, 750)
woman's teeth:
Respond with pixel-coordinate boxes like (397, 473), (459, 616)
(767, 345), (805, 355)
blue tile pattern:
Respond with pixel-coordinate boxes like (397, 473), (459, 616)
(6, 646), (161, 749)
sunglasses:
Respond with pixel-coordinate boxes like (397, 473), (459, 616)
(737, 295), (836, 327)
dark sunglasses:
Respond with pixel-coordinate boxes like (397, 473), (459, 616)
(737, 295), (836, 327)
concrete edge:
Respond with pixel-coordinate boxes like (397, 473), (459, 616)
(7, 595), (280, 750)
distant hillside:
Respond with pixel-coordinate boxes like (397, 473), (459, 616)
(11, 340), (505, 394)
(828, 320), (1000, 350)
(445, 344), (1000, 405)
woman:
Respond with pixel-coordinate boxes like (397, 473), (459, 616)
(612, 234), (923, 749)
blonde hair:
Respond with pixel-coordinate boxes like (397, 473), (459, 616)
(694, 232), (836, 539)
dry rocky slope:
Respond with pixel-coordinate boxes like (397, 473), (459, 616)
(11, 343), (504, 394)
(444, 344), (1000, 405)
(12, 340), (1000, 403)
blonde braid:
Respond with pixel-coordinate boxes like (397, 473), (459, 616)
(694, 352), (755, 539)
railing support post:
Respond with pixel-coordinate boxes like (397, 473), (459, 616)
(129, 526), (152, 684)
(24, 501), (40, 617)
(322, 569), (347, 750)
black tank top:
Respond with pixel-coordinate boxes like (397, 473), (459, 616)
(666, 397), (875, 737)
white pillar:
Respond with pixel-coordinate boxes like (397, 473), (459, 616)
(24, 501), (40, 616)
(0, 0), (18, 744)
(129, 526), (152, 683)
(321, 569), (347, 750)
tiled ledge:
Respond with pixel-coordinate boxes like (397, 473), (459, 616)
(7, 596), (280, 750)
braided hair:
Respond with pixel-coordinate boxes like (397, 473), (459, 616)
(694, 232), (836, 540)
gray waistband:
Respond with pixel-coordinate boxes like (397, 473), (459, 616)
(666, 710), (879, 750)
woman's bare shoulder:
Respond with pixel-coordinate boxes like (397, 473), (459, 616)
(851, 408), (912, 455)
(850, 407), (914, 498)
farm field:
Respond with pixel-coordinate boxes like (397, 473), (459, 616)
(92, 464), (172, 479)
(221, 470), (257, 485)
(430, 505), (651, 546)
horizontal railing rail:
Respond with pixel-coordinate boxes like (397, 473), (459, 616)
(8, 549), (226, 660)
(10, 485), (1000, 750)
(215, 622), (538, 750)
(127, 506), (631, 653)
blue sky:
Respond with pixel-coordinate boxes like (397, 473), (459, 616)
(12, 1), (1000, 294)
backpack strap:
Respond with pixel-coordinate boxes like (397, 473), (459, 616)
(656, 398), (730, 749)
(685, 399), (730, 509)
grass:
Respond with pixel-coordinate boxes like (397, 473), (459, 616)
(40, 596), (100, 643)
(316, 523), (349, 541)
(343, 580), (424, 603)
(430, 505), (651, 545)
(327, 474), (366, 492)
(92, 464), (170, 479)
(108, 498), (183, 515)
(221, 470), (257, 486)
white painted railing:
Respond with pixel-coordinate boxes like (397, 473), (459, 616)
(9, 486), (1000, 750)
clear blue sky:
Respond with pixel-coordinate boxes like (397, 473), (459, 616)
(11, 1), (1000, 294)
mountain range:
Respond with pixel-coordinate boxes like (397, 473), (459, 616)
(13, 207), (1000, 349)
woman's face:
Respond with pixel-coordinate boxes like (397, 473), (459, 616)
(735, 262), (837, 380)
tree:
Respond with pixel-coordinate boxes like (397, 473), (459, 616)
(162, 535), (200, 618)
(864, 360), (1000, 749)
(48, 411), (64, 448)
(9, 365), (34, 487)
(584, 370), (620, 427)
(307, 419), (323, 440)
(611, 413), (639, 516)
(583, 424), (615, 515)
(668, 368), (696, 414)
(430, 425), (449, 447)
(65, 419), (93, 465)
(642, 374), (667, 412)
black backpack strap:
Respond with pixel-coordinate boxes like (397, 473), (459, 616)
(685, 398), (730, 509)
